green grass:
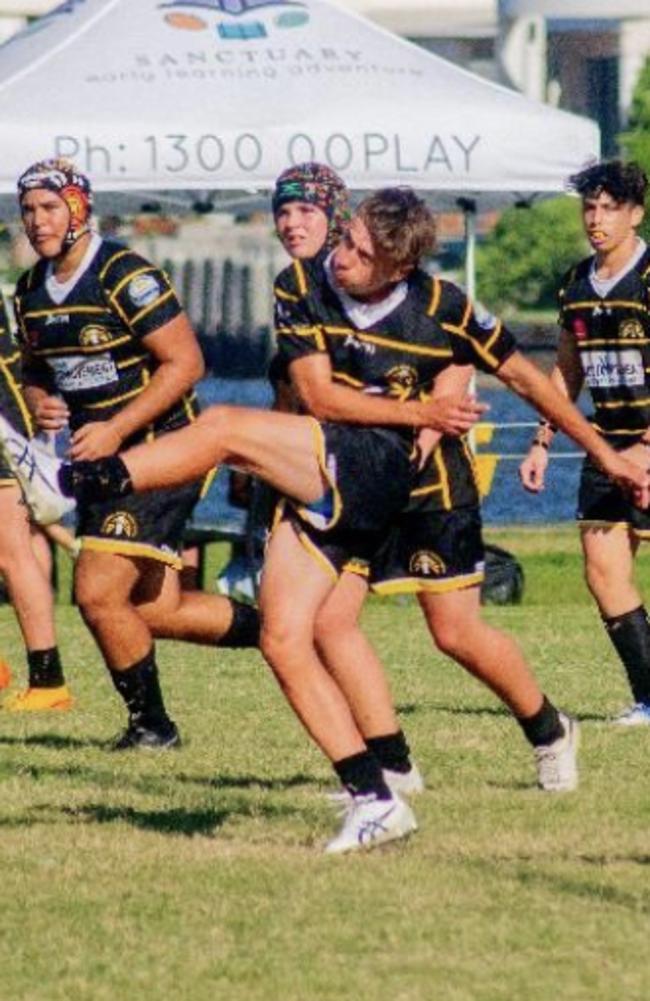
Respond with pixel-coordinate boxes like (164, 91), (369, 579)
(3, 526), (650, 1001)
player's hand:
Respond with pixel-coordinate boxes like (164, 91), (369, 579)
(34, 395), (69, 432)
(420, 394), (488, 436)
(69, 421), (123, 460)
(519, 446), (549, 493)
(604, 451), (650, 509)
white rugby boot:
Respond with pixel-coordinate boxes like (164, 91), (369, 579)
(0, 414), (75, 525)
(324, 793), (417, 855)
(534, 712), (580, 792)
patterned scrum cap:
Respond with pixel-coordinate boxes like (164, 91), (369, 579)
(17, 158), (93, 246)
(272, 162), (350, 249)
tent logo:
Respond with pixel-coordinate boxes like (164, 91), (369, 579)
(160, 0), (309, 39)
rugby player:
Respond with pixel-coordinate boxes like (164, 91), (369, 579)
(4, 189), (649, 852)
(272, 164), (475, 798)
(0, 295), (73, 711)
(521, 160), (650, 725)
(10, 159), (259, 750)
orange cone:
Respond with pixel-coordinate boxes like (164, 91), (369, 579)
(0, 660), (12, 689)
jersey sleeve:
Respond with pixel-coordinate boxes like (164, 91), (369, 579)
(274, 260), (326, 366)
(438, 282), (517, 373)
(100, 248), (183, 339)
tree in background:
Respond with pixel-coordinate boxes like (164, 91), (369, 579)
(475, 197), (586, 313)
(620, 55), (650, 243)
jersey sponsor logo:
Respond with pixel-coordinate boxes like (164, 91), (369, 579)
(619, 318), (645, 340)
(573, 318), (588, 340)
(79, 324), (111, 347)
(473, 303), (497, 331)
(409, 550), (446, 576)
(386, 364), (418, 394)
(580, 348), (644, 389)
(101, 511), (138, 539)
(48, 353), (119, 392)
(128, 274), (161, 308)
(45, 313), (70, 326)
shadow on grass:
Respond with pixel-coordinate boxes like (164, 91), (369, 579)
(499, 859), (650, 913)
(176, 771), (321, 792)
(0, 733), (107, 750)
(398, 701), (510, 719)
(52, 798), (301, 836)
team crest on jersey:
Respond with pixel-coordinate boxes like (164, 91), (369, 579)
(101, 512), (138, 539)
(128, 274), (161, 308)
(619, 318), (645, 340)
(386, 365), (418, 395)
(409, 550), (446, 576)
(79, 324), (111, 347)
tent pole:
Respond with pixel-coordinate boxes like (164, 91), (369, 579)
(459, 197), (477, 301)
(457, 198), (478, 449)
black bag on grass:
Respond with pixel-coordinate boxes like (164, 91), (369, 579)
(480, 544), (524, 606)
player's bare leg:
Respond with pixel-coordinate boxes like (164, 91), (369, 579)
(581, 524), (650, 722)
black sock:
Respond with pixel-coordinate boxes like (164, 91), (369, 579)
(108, 648), (170, 728)
(27, 647), (64, 689)
(217, 601), (260, 648)
(603, 606), (650, 704)
(333, 750), (391, 800)
(59, 457), (133, 505)
(366, 731), (412, 774)
(517, 695), (564, 747)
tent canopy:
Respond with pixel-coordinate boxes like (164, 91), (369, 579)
(0, 0), (599, 215)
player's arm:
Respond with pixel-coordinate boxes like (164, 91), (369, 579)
(498, 350), (648, 503)
(289, 353), (482, 435)
(69, 313), (204, 460)
(519, 330), (584, 492)
(20, 349), (69, 432)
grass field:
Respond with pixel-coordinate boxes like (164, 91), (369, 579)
(2, 526), (650, 1001)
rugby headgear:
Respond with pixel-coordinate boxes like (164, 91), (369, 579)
(272, 162), (350, 249)
(17, 158), (93, 247)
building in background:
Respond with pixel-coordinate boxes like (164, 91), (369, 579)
(499, 1), (650, 156)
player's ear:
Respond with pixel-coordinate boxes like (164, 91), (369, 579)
(631, 203), (645, 229)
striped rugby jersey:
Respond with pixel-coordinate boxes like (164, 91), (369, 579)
(274, 255), (517, 511)
(558, 246), (650, 442)
(0, 293), (33, 437)
(14, 238), (199, 442)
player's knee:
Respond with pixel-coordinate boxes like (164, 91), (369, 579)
(260, 615), (306, 666)
(197, 404), (233, 438)
(74, 576), (126, 626)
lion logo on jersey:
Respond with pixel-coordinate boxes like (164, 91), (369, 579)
(386, 364), (418, 398)
(101, 512), (138, 539)
(80, 324), (111, 347)
(409, 551), (446, 576)
(619, 318), (645, 340)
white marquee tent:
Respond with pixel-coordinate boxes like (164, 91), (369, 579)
(0, 0), (599, 219)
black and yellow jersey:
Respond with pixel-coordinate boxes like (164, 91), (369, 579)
(558, 246), (650, 442)
(14, 237), (199, 443)
(274, 255), (516, 511)
(0, 294), (33, 438)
